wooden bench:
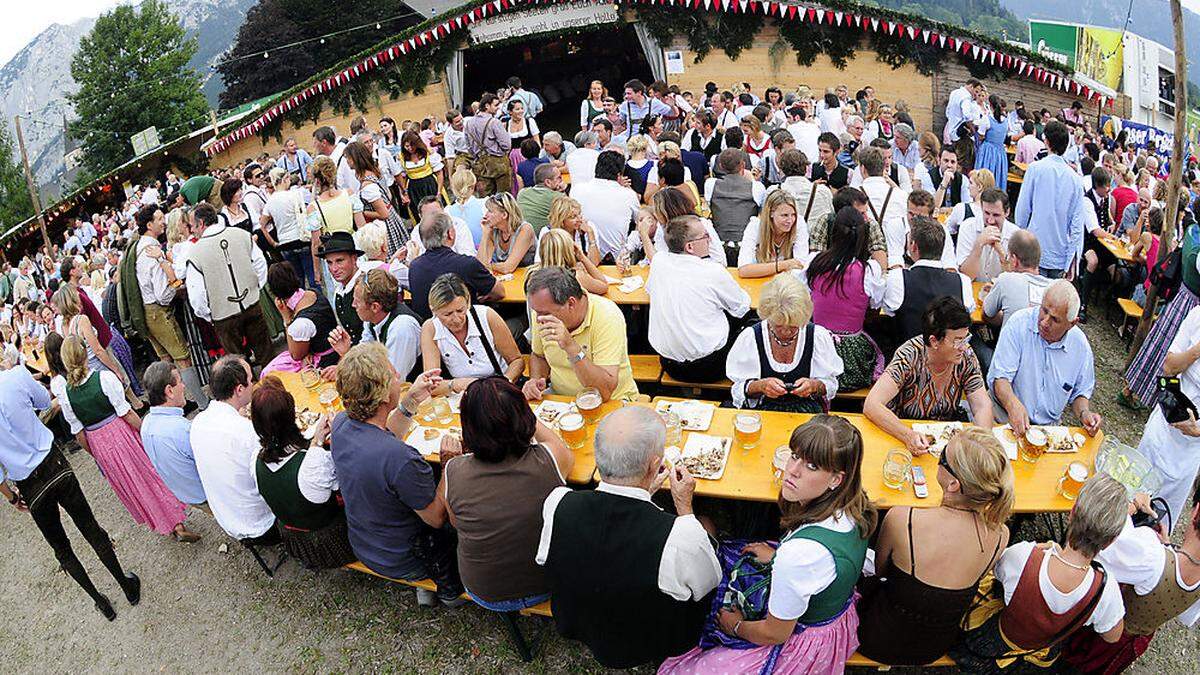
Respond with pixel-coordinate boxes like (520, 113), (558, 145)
(343, 562), (953, 668)
(1116, 298), (1149, 348)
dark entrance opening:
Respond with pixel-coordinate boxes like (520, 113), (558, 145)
(463, 24), (653, 138)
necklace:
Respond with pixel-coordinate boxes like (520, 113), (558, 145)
(1050, 544), (1089, 571)
(770, 328), (797, 348)
(1172, 544), (1200, 567)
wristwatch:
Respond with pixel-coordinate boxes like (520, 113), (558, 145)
(569, 346), (588, 364)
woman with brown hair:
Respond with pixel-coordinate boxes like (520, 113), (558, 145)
(660, 415), (876, 673)
(397, 130), (446, 219)
(251, 380), (353, 569)
(856, 427), (1014, 665)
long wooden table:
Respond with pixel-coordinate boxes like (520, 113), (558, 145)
(653, 397), (1100, 512)
(275, 370), (608, 485)
(1099, 235), (1136, 263)
(501, 265), (773, 308)
(21, 345), (49, 374)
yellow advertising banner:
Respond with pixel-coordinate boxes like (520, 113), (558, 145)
(1076, 26), (1124, 91)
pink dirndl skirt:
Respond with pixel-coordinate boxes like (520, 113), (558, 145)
(85, 416), (186, 536)
(658, 594), (861, 675)
(262, 348), (335, 376)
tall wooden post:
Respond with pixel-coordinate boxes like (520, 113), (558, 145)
(1127, 0), (1188, 362)
(12, 115), (51, 254)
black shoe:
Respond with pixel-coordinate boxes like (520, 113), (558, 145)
(121, 572), (141, 606)
(96, 594), (116, 621)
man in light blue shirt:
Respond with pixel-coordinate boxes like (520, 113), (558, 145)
(617, 78), (671, 143)
(0, 364), (139, 619)
(140, 362), (207, 506)
(1014, 121), (1086, 278)
(988, 280), (1103, 439)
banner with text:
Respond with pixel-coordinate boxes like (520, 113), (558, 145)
(1028, 20), (1077, 69)
(1077, 26), (1123, 92)
(468, 1), (621, 45)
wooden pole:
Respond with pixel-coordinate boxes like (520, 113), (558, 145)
(12, 115), (51, 254)
(1127, 0), (1189, 363)
(209, 109), (221, 138)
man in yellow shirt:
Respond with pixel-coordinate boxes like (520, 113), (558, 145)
(523, 267), (638, 402)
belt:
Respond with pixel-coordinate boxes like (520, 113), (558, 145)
(14, 447), (72, 512)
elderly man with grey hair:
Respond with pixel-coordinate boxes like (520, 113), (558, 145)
(406, 212), (502, 319)
(539, 130), (576, 170)
(566, 130), (600, 185)
(988, 279), (1102, 438)
(891, 122), (922, 172)
(535, 405), (719, 668)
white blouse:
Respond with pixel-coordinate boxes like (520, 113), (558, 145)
(993, 541), (1125, 634)
(1095, 517), (1200, 628)
(432, 305), (508, 379)
(256, 447), (339, 506)
(768, 512), (856, 620)
(725, 322), (843, 408)
(737, 217), (810, 269)
(51, 371), (130, 434)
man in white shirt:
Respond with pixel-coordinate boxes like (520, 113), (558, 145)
(536, 406), (720, 668)
(62, 229), (82, 255)
(328, 268), (420, 379)
(78, 216), (99, 250)
(774, 149), (833, 235)
(785, 105), (821, 164)
(883, 216), (976, 340)
(442, 109), (468, 167)
(957, 188), (1019, 282)
(313, 126), (356, 194)
(905, 189), (958, 271)
(571, 150), (640, 260)
(414, 198), (476, 256)
(710, 92), (739, 131)
(592, 118), (625, 152)
(240, 164), (270, 231)
(565, 131), (601, 186)
(944, 78), (981, 145)
(192, 355), (278, 542)
(647, 215), (751, 383)
(857, 147), (911, 268)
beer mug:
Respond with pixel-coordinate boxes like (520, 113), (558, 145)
(661, 412), (683, 448)
(417, 397), (438, 423)
(430, 397), (452, 425)
(1019, 427), (1049, 464)
(882, 448), (912, 491)
(772, 445), (793, 484)
(318, 386), (341, 414)
(733, 412), (762, 450)
(576, 388), (603, 425)
(1058, 462), (1089, 501)
(300, 368), (322, 390)
(557, 412), (586, 450)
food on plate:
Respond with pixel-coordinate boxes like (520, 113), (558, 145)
(423, 428), (441, 441)
(296, 409), (321, 430)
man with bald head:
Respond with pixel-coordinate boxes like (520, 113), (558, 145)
(535, 405), (718, 668)
(988, 280), (1102, 438)
(982, 229), (1052, 327)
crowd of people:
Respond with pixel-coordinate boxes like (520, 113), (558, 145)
(2, 71), (1200, 674)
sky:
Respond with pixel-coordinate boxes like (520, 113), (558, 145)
(5, 0), (1200, 70)
(0, 1), (124, 69)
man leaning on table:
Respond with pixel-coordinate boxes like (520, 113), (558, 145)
(987, 280), (1103, 438)
(522, 266), (638, 403)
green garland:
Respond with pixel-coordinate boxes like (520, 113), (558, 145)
(868, 25), (944, 77)
(636, 5), (763, 62)
(777, 16), (856, 69)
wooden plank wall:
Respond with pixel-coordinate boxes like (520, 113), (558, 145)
(664, 28), (934, 132)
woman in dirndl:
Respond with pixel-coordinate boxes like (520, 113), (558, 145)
(1122, 219), (1200, 408)
(261, 262), (339, 375)
(49, 334), (199, 542)
(397, 130), (446, 220)
(251, 378), (354, 569)
(726, 275), (844, 414)
(806, 206), (885, 392)
(659, 415), (876, 675)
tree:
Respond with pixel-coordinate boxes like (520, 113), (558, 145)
(68, 0), (209, 179)
(217, 0), (423, 109)
(0, 126), (34, 229)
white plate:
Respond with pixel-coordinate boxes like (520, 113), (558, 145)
(679, 434), (732, 480)
(655, 400), (716, 432)
(533, 400), (575, 425)
(618, 276), (644, 293)
(911, 422), (963, 456)
(992, 425), (1019, 460)
(404, 425), (460, 457)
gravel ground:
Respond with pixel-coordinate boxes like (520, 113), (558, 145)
(1, 314), (1198, 673)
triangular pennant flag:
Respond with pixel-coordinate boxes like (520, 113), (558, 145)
(972, 45), (981, 60)
(907, 25), (916, 40)
(871, 17), (879, 31)
(787, 4), (796, 18)
(938, 34), (945, 48)
(816, 8), (825, 22)
(805, 7), (814, 21)
(922, 29), (930, 43)
(739, 0), (748, 12)
(834, 11), (843, 24)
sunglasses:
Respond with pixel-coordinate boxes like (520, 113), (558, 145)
(938, 448), (959, 481)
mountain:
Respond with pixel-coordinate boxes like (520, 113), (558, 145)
(0, 0), (254, 190)
(999, 0), (1200, 78)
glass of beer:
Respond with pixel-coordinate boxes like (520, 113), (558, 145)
(661, 412), (683, 448)
(773, 445), (793, 485)
(418, 397), (438, 424)
(882, 448), (912, 490)
(576, 388), (603, 424)
(318, 386), (341, 414)
(433, 397), (454, 425)
(734, 412), (762, 450)
(1019, 427), (1049, 464)
(1057, 461), (1090, 501)
(557, 412), (586, 450)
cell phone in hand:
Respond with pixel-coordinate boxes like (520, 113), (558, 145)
(1131, 497), (1170, 529)
(912, 466), (928, 499)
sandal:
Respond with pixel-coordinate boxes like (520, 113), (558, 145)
(1116, 391), (1146, 411)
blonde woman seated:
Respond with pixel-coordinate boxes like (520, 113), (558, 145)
(737, 189), (809, 278)
(944, 168), (995, 236)
(726, 274), (842, 413)
(624, 135), (656, 204)
(420, 273), (524, 397)
(477, 192), (535, 274)
(857, 427), (1013, 666)
(446, 167), (486, 247)
(537, 195), (600, 267)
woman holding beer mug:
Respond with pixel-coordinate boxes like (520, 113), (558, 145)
(856, 427), (1013, 665)
(864, 297), (994, 454)
(435, 376), (574, 612)
(725, 274), (843, 413)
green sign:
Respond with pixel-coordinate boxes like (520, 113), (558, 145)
(1029, 20), (1077, 69)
